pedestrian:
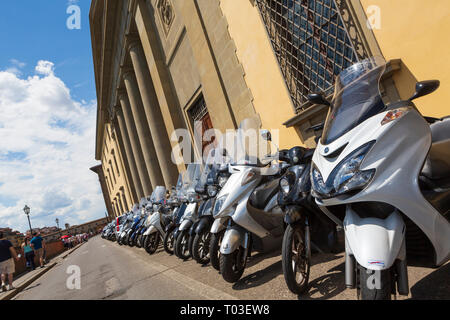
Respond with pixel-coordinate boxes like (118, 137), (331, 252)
(21, 238), (36, 270)
(30, 232), (46, 268)
(0, 231), (20, 291)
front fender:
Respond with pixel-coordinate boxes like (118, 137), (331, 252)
(220, 225), (248, 255)
(210, 217), (227, 234)
(179, 219), (193, 231)
(143, 226), (157, 236)
(195, 216), (214, 234)
(189, 220), (200, 236)
(283, 205), (303, 225)
(344, 207), (406, 270)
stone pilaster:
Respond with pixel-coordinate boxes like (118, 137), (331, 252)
(128, 38), (179, 188)
(122, 66), (165, 190)
(114, 98), (146, 199)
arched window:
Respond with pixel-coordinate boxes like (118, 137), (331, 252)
(111, 149), (120, 177)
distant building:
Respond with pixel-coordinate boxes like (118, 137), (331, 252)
(0, 227), (25, 247)
(42, 217), (108, 242)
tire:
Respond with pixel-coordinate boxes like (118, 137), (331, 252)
(188, 233), (195, 258)
(144, 233), (160, 255)
(128, 234), (135, 247)
(175, 230), (191, 260)
(192, 230), (211, 265)
(357, 264), (392, 300)
(209, 230), (225, 271)
(163, 228), (175, 255)
(136, 235), (142, 248)
(281, 224), (311, 295)
(220, 247), (247, 283)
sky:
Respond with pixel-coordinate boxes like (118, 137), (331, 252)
(0, 0), (106, 233)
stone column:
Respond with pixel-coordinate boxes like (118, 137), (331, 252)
(122, 68), (165, 190)
(114, 102), (145, 200)
(128, 39), (179, 188)
(111, 118), (138, 204)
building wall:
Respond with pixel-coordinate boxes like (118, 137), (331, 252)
(100, 123), (133, 217)
(219, 0), (303, 150)
(360, 0), (450, 118)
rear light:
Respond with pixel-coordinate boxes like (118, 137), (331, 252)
(381, 107), (410, 125)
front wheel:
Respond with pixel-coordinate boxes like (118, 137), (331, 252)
(192, 231), (211, 265)
(357, 264), (392, 300)
(281, 224), (311, 295)
(144, 233), (160, 255)
(175, 230), (191, 260)
(163, 228), (175, 255)
(209, 230), (225, 271)
(220, 247), (247, 283)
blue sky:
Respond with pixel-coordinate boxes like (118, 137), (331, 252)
(0, 0), (106, 233)
(0, 0), (95, 101)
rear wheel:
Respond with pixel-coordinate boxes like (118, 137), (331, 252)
(144, 233), (160, 255)
(209, 230), (225, 271)
(175, 230), (191, 260)
(357, 264), (392, 300)
(281, 224), (311, 295)
(220, 246), (247, 283)
(192, 230), (211, 265)
(163, 228), (175, 255)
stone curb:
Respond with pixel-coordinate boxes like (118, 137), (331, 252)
(0, 242), (85, 300)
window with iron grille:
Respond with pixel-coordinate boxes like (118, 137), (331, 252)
(188, 95), (208, 122)
(256, 0), (368, 113)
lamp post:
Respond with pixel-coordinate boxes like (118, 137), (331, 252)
(55, 218), (60, 230)
(23, 205), (32, 235)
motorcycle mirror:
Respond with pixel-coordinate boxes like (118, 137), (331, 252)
(261, 129), (272, 141)
(409, 80), (440, 101)
(307, 93), (331, 106)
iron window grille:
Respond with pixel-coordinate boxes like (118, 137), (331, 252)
(256, 0), (369, 113)
(188, 95), (208, 123)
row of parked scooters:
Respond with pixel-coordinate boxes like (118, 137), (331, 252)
(102, 56), (450, 300)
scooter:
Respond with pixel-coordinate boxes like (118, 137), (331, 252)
(278, 146), (340, 294)
(143, 186), (171, 254)
(163, 176), (188, 255)
(213, 118), (287, 283)
(174, 163), (203, 260)
(309, 56), (450, 299)
(192, 148), (231, 266)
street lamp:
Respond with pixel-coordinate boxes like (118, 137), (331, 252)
(23, 205), (32, 234)
(55, 218), (60, 230)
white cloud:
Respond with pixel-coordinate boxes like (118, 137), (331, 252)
(0, 60), (105, 232)
(35, 60), (55, 76)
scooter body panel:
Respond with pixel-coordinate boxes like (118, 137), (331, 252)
(314, 109), (450, 266)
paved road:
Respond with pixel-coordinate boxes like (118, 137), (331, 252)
(14, 235), (450, 300)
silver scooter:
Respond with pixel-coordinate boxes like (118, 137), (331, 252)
(174, 163), (203, 260)
(309, 56), (450, 299)
(213, 118), (285, 283)
(143, 186), (170, 254)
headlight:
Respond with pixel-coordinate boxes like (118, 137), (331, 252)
(311, 141), (375, 198)
(218, 175), (228, 188)
(213, 194), (228, 217)
(207, 185), (218, 197)
(280, 177), (291, 194)
(188, 193), (198, 203)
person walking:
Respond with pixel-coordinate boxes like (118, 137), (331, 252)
(21, 238), (36, 270)
(0, 232), (20, 291)
(30, 232), (45, 268)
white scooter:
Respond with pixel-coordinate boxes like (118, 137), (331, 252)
(309, 56), (450, 299)
(213, 118), (285, 283)
(143, 186), (170, 254)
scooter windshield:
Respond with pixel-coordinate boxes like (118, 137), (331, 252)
(321, 56), (387, 145)
(233, 117), (273, 166)
(150, 186), (166, 204)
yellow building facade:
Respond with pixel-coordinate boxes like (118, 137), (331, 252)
(90, 0), (449, 213)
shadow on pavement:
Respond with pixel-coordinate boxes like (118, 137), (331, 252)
(410, 262), (450, 300)
(304, 261), (346, 300)
(233, 261), (282, 290)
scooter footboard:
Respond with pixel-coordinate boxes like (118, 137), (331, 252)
(344, 207), (406, 271)
(220, 225), (248, 255)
